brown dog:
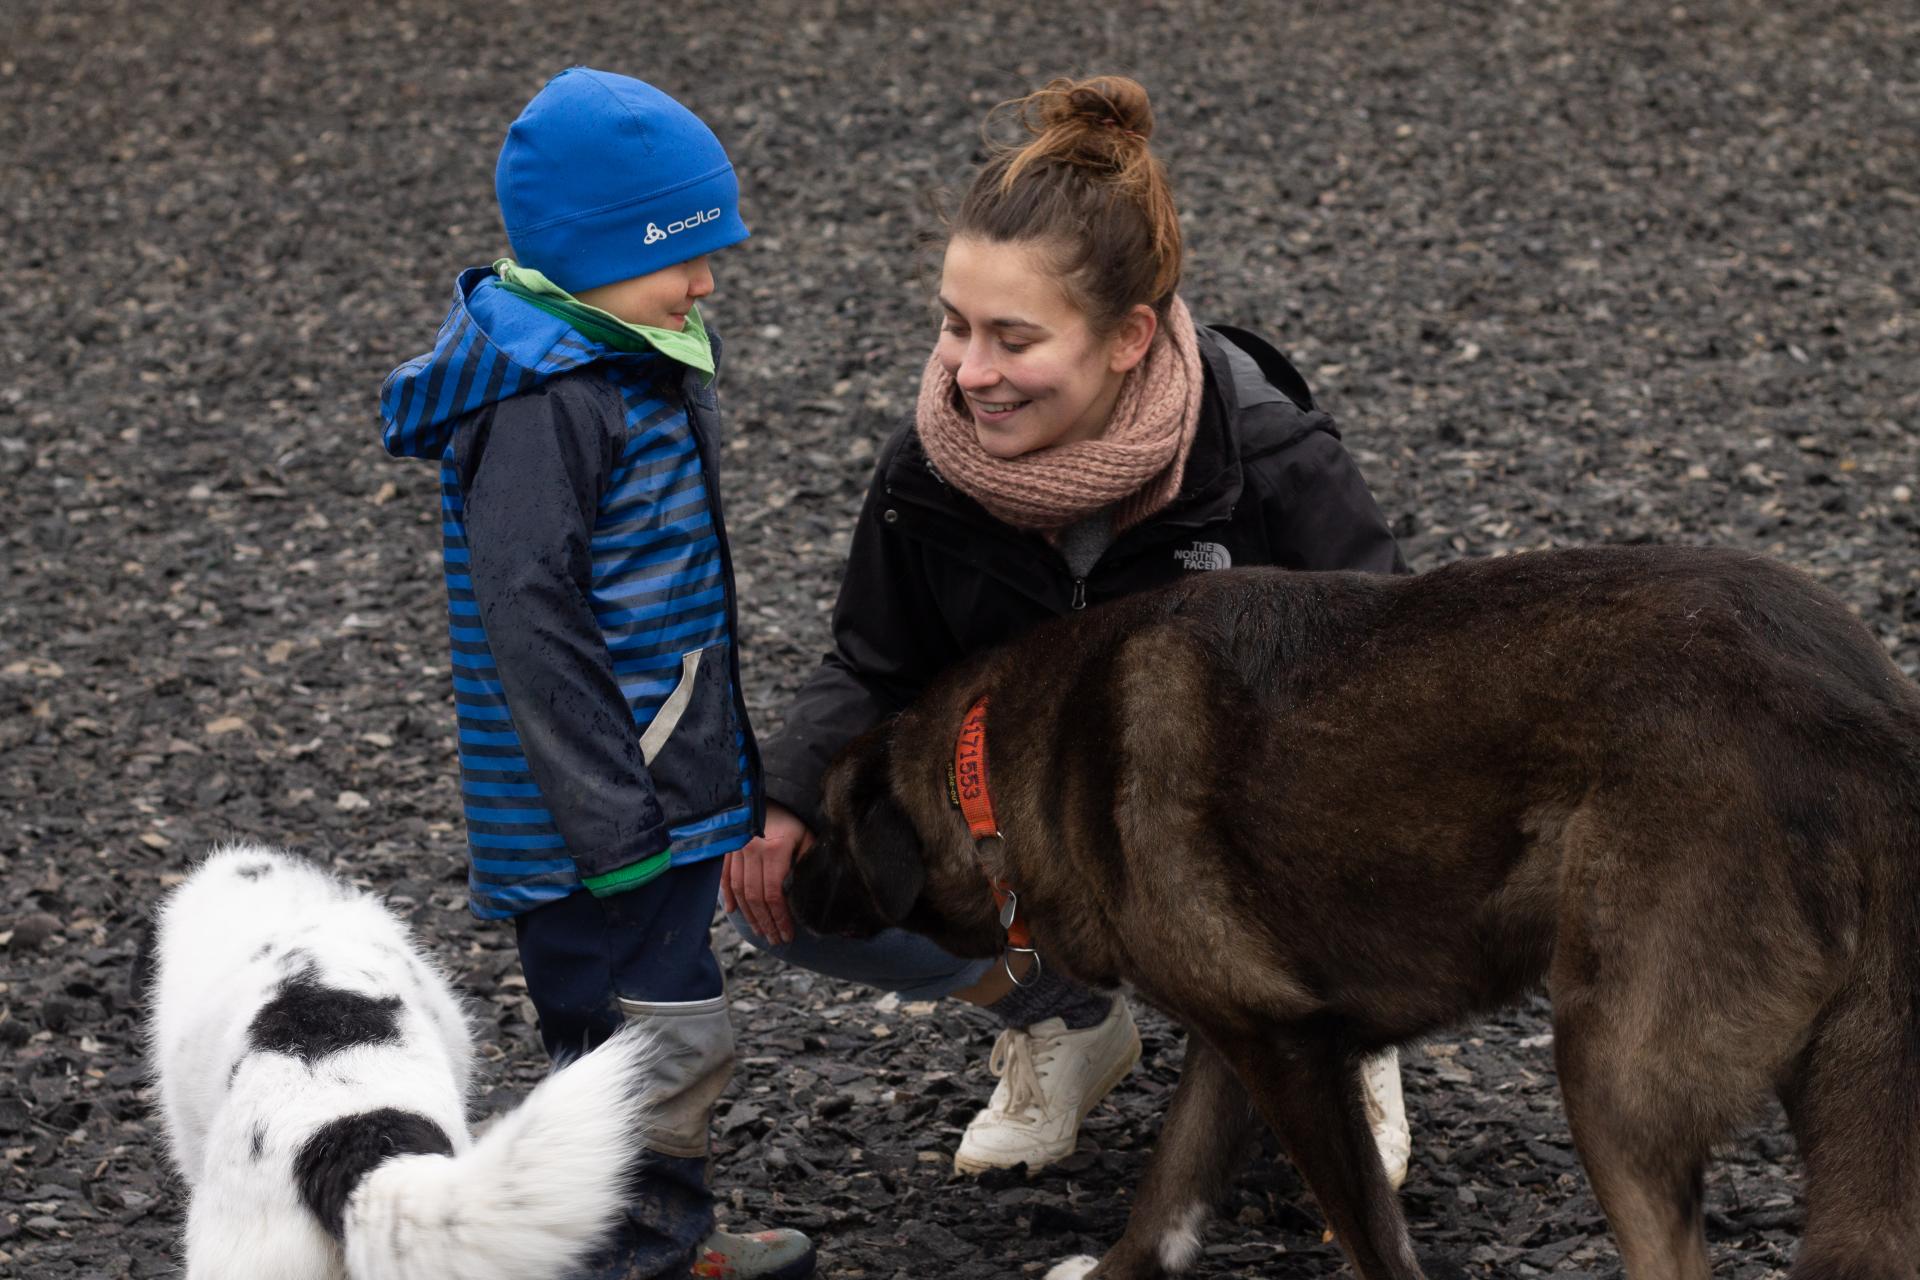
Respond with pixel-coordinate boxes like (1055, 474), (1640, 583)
(785, 545), (1920, 1280)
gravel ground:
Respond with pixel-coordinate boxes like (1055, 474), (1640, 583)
(2, 0), (1915, 1275)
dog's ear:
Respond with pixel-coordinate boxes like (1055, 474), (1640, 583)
(847, 787), (926, 925)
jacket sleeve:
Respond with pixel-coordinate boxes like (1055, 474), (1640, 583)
(1252, 422), (1410, 576)
(758, 439), (963, 832)
(459, 378), (671, 892)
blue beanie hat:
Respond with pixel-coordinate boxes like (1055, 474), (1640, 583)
(495, 68), (750, 295)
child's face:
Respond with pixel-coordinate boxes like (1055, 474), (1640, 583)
(934, 236), (1153, 459)
(576, 255), (715, 330)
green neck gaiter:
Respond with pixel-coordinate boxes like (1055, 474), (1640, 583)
(492, 259), (715, 379)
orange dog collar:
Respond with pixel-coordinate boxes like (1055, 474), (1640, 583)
(949, 696), (1036, 965)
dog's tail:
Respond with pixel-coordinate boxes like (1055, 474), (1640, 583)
(312, 1023), (653, 1280)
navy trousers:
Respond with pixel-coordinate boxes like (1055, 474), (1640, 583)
(514, 859), (727, 1279)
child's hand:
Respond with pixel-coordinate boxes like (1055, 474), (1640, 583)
(723, 803), (813, 946)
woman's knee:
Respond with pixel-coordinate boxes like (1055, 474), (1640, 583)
(724, 910), (993, 1001)
(726, 907), (783, 955)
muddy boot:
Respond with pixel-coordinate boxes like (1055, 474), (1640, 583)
(610, 992), (815, 1280)
(687, 1227), (817, 1278)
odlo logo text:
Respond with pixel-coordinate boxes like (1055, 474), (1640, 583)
(1174, 541), (1232, 571)
(644, 207), (724, 246)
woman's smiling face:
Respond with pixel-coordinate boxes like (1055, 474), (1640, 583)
(934, 236), (1153, 459)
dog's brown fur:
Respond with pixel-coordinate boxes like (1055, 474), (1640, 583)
(786, 545), (1920, 1280)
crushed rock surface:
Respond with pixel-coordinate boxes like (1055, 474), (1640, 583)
(2, 1), (1915, 1275)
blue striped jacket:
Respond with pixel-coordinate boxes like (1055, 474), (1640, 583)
(379, 268), (760, 919)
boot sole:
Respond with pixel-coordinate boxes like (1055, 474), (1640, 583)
(700, 1243), (818, 1280)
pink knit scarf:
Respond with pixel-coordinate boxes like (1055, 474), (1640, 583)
(914, 297), (1204, 534)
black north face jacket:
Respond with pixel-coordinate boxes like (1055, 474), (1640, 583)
(760, 326), (1409, 829)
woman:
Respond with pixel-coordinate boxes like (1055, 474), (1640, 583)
(723, 74), (1413, 1185)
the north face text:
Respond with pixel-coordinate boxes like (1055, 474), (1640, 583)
(1174, 541), (1233, 571)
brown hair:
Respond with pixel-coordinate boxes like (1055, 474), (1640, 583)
(952, 75), (1183, 335)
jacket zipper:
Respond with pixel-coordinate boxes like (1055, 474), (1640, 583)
(888, 491), (1238, 616)
(682, 368), (764, 832)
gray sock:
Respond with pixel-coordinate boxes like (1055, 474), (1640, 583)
(985, 965), (1114, 1031)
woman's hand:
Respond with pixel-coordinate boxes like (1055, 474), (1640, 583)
(722, 802), (813, 946)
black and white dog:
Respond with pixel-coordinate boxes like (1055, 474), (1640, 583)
(138, 843), (650, 1280)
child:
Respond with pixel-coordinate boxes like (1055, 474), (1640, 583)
(380, 68), (814, 1280)
(724, 75), (1414, 1188)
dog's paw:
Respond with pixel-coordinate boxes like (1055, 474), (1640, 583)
(1045, 1258), (1100, 1280)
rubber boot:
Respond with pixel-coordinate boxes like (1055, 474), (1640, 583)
(609, 992), (816, 1280)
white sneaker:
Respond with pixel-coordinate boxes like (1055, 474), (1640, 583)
(1362, 1047), (1411, 1189)
(953, 998), (1142, 1174)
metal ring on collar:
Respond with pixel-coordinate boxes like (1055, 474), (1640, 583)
(1004, 943), (1042, 988)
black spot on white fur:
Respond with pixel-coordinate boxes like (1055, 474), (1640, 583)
(155, 844), (656, 1277)
(233, 861), (274, 879)
(293, 1108), (453, 1240)
(247, 964), (403, 1064)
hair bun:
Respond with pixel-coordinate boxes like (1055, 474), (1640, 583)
(1044, 76), (1155, 147)
(991, 75), (1158, 176)
(959, 73), (1184, 328)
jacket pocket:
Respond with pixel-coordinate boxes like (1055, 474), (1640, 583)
(641, 643), (743, 826)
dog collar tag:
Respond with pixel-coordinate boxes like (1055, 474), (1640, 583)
(953, 696), (999, 841)
(998, 891), (1018, 932)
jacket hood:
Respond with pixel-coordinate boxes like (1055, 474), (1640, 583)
(380, 267), (651, 459)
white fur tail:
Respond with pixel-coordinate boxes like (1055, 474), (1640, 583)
(336, 1024), (653, 1280)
